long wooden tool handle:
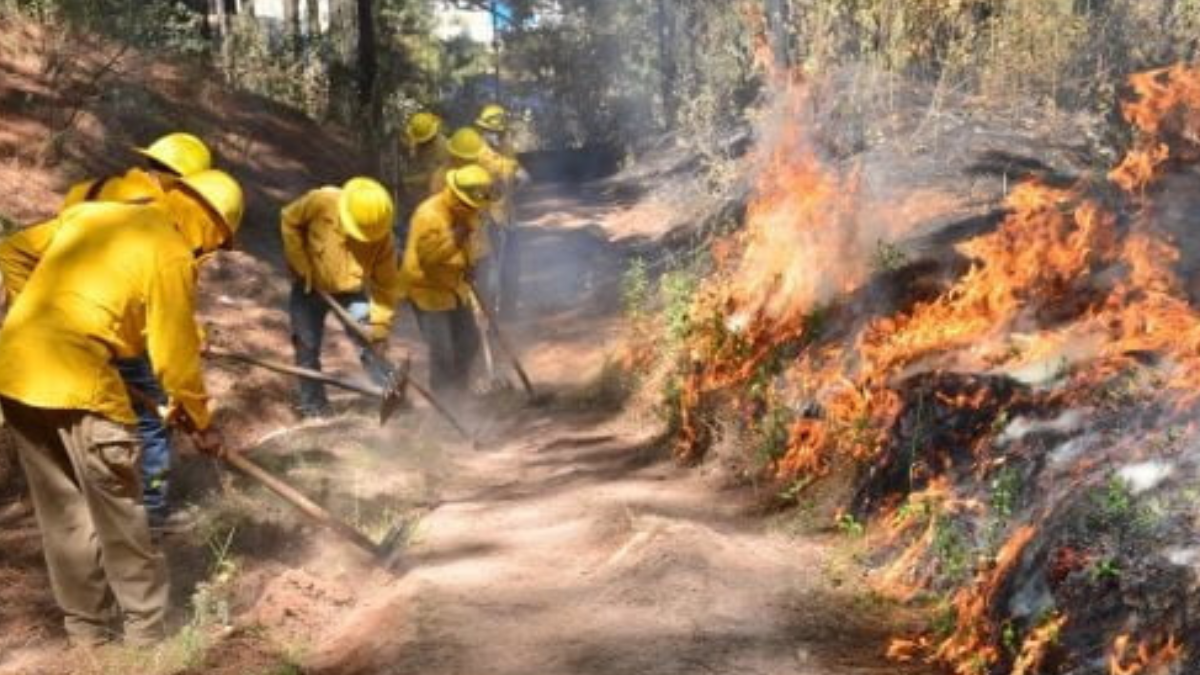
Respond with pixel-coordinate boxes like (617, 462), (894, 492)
(125, 385), (382, 558)
(319, 290), (477, 442)
(469, 284), (536, 399)
(317, 290), (376, 347)
(206, 349), (382, 398)
(223, 451), (381, 556)
(407, 377), (474, 441)
(475, 304), (499, 380)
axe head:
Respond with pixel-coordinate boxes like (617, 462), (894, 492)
(378, 356), (413, 425)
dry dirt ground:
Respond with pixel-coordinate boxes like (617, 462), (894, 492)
(0, 179), (932, 675)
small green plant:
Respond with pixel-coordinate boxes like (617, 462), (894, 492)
(621, 257), (652, 322)
(932, 516), (972, 582)
(1099, 475), (1135, 521)
(1001, 621), (1020, 656)
(658, 373), (686, 430)
(873, 239), (910, 272)
(893, 494), (935, 527)
(836, 512), (866, 537)
(1090, 558), (1122, 581)
(778, 476), (813, 503)
(990, 465), (1022, 520)
(755, 404), (794, 464)
(989, 409), (1011, 436)
(931, 599), (958, 639)
(660, 267), (699, 346)
(191, 527), (238, 630)
(802, 305), (829, 344)
(1052, 356), (1073, 381)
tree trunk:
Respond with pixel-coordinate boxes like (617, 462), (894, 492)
(356, 0), (377, 110)
(765, 0), (790, 69)
(212, 0), (227, 39)
(305, 0), (321, 37)
(656, 0), (677, 128)
(212, 0), (229, 73)
(283, 0), (301, 57)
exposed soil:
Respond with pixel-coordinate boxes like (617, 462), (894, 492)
(0, 17), (937, 674)
(0, 173), (929, 674)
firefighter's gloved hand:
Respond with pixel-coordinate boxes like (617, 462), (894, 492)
(368, 322), (390, 345)
(190, 427), (226, 459)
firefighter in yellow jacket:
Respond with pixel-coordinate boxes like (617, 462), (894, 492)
(61, 132), (212, 210)
(281, 177), (403, 417)
(402, 164), (493, 397)
(16, 132), (216, 534)
(429, 127), (487, 195)
(396, 111), (448, 244)
(0, 170), (243, 648)
(474, 104), (529, 318)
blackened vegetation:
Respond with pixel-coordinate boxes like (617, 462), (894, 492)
(850, 372), (1042, 519)
(992, 473), (1199, 674)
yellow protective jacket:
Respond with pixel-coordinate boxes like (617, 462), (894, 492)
(61, 168), (166, 210)
(401, 189), (484, 312)
(0, 202), (212, 429)
(478, 144), (522, 226)
(280, 187), (403, 329)
(400, 137), (448, 216)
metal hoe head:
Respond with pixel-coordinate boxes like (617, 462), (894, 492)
(378, 356), (412, 425)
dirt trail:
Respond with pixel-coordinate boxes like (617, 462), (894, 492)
(0, 177), (928, 674)
(303, 184), (929, 675)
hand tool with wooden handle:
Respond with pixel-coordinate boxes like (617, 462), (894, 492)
(124, 386), (408, 566)
(315, 290), (477, 442)
(204, 347), (409, 426)
(468, 283), (536, 400)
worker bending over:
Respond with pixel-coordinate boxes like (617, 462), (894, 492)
(402, 165), (494, 398)
(0, 170), (243, 648)
(281, 177), (403, 418)
(24, 132), (214, 533)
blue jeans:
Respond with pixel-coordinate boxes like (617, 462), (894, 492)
(289, 282), (392, 414)
(115, 356), (171, 521)
(412, 303), (480, 397)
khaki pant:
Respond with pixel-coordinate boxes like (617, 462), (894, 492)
(1, 397), (167, 647)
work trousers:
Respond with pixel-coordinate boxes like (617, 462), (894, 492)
(412, 303), (481, 398)
(478, 223), (522, 319)
(1, 397), (168, 648)
(289, 282), (392, 414)
(115, 356), (171, 523)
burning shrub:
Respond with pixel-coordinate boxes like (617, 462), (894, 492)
(659, 58), (1200, 675)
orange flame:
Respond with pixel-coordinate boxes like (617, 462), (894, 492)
(930, 526), (1036, 674)
(1012, 613), (1069, 675)
(1109, 633), (1185, 675)
(1110, 64), (1200, 193)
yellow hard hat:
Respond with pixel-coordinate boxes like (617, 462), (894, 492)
(406, 112), (442, 146)
(446, 127), (486, 161)
(447, 164), (494, 209)
(339, 177), (394, 243)
(177, 169), (245, 239)
(134, 132), (213, 177)
(475, 104), (509, 133)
